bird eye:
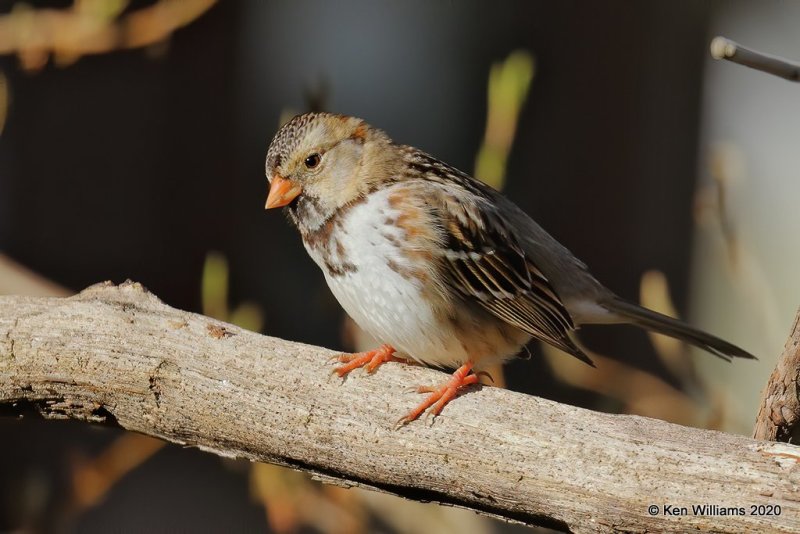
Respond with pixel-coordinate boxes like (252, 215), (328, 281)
(304, 153), (321, 169)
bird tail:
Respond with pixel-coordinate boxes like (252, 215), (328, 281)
(601, 298), (757, 362)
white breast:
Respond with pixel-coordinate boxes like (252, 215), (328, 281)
(303, 188), (467, 367)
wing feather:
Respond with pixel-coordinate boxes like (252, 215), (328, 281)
(441, 198), (590, 363)
(403, 149), (594, 365)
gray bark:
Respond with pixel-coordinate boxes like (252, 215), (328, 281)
(1, 282), (798, 533)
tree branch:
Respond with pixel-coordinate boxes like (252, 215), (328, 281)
(754, 310), (800, 442)
(1, 282), (798, 533)
(710, 36), (800, 82)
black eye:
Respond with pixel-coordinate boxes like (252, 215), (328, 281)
(304, 153), (321, 169)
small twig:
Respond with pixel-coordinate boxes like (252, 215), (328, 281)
(710, 36), (800, 82)
(754, 310), (800, 442)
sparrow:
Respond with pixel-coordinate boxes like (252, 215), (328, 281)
(264, 112), (756, 426)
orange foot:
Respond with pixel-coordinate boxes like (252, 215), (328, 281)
(332, 344), (404, 377)
(396, 361), (478, 428)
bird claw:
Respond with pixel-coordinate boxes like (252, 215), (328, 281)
(394, 362), (478, 428)
(327, 353), (347, 364)
(330, 366), (350, 379)
(330, 344), (397, 378)
(423, 409), (439, 427)
(393, 416), (410, 431)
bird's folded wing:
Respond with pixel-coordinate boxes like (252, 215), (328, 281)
(439, 198), (591, 363)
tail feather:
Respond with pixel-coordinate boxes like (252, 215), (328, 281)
(602, 298), (757, 361)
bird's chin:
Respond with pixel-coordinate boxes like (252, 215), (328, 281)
(285, 194), (313, 231)
(284, 198), (301, 229)
(287, 193), (333, 235)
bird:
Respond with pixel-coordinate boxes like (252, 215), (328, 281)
(264, 112), (756, 427)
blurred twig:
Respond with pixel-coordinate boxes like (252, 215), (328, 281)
(70, 434), (164, 509)
(202, 251), (264, 332)
(0, 0), (217, 72)
(695, 144), (783, 354)
(710, 36), (800, 83)
(250, 463), (365, 534)
(706, 145), (740, 269)
(474, 50), (535, 191)
(639, 270), (686, 369)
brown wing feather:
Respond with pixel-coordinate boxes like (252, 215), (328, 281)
(401, 149), (593, 365)
(438, 196), (593, 366)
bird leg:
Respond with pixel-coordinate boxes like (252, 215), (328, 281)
(332, 344), (404, 377)
(396, 361), (479, 427)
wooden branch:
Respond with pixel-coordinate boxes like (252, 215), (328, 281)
(710, 36), (800, 82)
(1, 282), (799, 533)
(754, 310), (800, 442)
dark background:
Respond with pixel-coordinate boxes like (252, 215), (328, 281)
(0, 1), (738, 532)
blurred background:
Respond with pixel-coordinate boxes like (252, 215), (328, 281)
(1, 1), (798, 532)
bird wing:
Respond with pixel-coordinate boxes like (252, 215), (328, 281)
(400, 149), (592, 365)
(440, 199), (592, 365)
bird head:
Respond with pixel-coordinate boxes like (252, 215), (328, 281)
(264, 112), (393, 232)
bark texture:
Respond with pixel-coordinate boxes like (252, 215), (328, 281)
(1, 282), (798, 533)
(754, 310), (800, 442)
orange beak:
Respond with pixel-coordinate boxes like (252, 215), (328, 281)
(265, 176), (302, 209)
